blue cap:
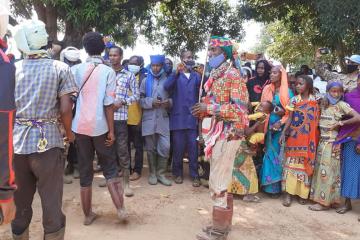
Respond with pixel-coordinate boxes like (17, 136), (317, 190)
(150, 55), (165, 65)
(346, 55), (360, 65)
(105, 42), (115, 48)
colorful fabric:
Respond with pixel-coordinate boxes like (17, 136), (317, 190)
(261, 65), (291, 131)
(261, 90), (294, 194)
(13, 58), (77, 154)
(249, 132), (264, 145)
(201, 61), (249, 159)
(210, 36), (233, 60)
(13, 19), (48, 56)
(310, 101), (354, 206)
(114, 68), (139, 121)
(341, 140), (360, 199)
(71, 56), (116, 136)
(285, 95), (319, 176)
(282, 95), (319, 199)
(228, 150), (259, 195)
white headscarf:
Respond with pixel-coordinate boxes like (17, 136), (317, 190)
(0, 0), (10, 38)
(14, 19), (49, 55)
(60, 46), (81, 62)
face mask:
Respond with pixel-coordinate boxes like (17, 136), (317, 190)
(184, 60), (195, 70)
(326, 93), (342, 105)
(209, 54), (225, 69)
(347, 64), (358, 73)
(151, 68), (164, 78)
(128, 64), (141, 74)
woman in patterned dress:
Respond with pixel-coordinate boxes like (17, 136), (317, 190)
(309, 81), (360, 211)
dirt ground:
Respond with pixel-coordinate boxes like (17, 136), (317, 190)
(1, 162), (360, 240)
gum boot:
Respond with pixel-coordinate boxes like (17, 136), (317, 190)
(156, 156), (172, 186)
(147, 152), (158, 185)
(123, 169), (134, 197)
(12, 228), (29, 240)
(44, 227), (65, 240)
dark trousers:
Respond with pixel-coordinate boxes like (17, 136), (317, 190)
(75, 133), (118, 187)
(11, 148), (65, 235)
(172, 129), (199, 178)
(66, 142), (77, 167)
(115, 120), (130, 170)
(128, 124), (144, 174)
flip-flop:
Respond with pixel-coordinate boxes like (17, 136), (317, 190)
(243, 195), (261, 203)
(336, 205), (352, 214)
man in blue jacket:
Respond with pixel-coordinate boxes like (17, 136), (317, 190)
(164, 50), (201, 187)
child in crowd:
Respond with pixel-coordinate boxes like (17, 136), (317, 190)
(309, 81), (360, 211)
(245, 101), (274, 152)
(280, 75), (320, 207)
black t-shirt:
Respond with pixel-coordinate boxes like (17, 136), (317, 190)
(246, 76), (268, 102)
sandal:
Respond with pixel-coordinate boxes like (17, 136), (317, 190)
(336, 204), (352, 214)
(243, 194), (261, 203)
(282, 193), (292, 207)
(298, 198), (307, 205)
(308, 204), (329, 211)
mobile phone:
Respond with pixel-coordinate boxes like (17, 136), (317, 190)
(319, 48), (330, 55)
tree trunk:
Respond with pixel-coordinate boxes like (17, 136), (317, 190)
(33, 1), (58, 42)
(62, 21), (87, 49)
(335, 41), (347, 73)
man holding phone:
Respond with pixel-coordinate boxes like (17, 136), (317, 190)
(140, 55), (172, 186)
(164, 50), (201, 187)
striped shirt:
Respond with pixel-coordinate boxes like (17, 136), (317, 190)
(71, 56), (116, 136)
(13, 58), (78, 154)
(114, 68), (139, 121)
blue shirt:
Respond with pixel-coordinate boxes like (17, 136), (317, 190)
(164, 71), (201, 130)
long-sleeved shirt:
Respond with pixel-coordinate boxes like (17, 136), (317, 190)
(114, 68), (140, 121)
(140, 73), (172, 136)
(164, 71), (201, 130)
(315, 58), (358, 92)
(0, 49), (16, 202)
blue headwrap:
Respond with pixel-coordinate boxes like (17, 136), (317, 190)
(146, 55), (165, 97)
(326, 81), (343, 105)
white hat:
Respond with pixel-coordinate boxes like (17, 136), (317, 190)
(60, 46), (81, 62)
(14, 19), (49, 55)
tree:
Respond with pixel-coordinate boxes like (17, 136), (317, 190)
(239, 0), (360, 72)
(10, 0), (245, 55)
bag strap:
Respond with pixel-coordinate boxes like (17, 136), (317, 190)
(79, 64), (98, 93)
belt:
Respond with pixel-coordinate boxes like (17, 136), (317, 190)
(16, 118), (58, 152)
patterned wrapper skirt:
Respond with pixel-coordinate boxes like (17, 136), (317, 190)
(310, 139), (341, 207)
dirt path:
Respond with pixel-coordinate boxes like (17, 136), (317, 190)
(1, 166), (360, 240)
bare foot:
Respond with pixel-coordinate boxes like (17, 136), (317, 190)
(336, 204), (352, 214)
(84, 212), (97, 225)
(308, 204), (329, 211)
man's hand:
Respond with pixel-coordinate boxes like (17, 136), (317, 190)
(152, 99), (162, 108)
(64, 131), (75, 143)
(191, 103), (207, 117)
(113, 100), (125, 110)
(105, 131), (115, 147)
(0, 200), (16, 225)
(161, 99), (171, 108)
(176, 63), (186, 75)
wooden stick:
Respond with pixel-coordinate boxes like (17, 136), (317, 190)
(198, 34), (212, 103)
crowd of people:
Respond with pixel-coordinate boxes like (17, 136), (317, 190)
(1, 16), (360, 240)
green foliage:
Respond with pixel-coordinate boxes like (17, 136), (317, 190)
(240, 0), (360, 70)
(10, 0), (244, 55)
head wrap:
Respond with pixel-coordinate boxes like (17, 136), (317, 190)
(326, 81), (343, 92)
(145, 54), (166, 97)
(60, 46), (80, 62)
(14, 19), (48, 56)
(0, 0), (10, 39)
(150, 55), (165, 65)
(210, 36), (233, 60)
